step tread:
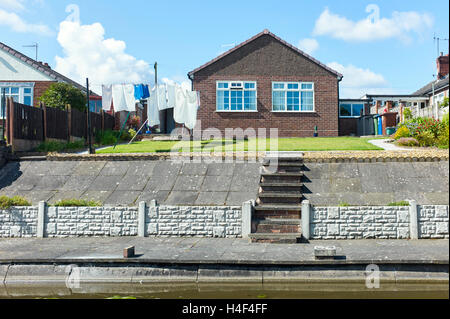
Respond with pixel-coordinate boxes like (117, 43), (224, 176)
(249, 233), (301, 238)
(260, 182), (303, 187)
(258, 192), (302, 198)
(254, 204), (302, 211)
(254, 218), (302, 225)
(261, 172), (304, 177)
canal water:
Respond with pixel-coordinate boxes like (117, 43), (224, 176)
(1, 282), (448, 299)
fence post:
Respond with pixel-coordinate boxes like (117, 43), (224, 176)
(67, 104), (71, 142)
(101, 109), (105, 132)
(42, 102), (47, 141)
(7, 98), (14, 150)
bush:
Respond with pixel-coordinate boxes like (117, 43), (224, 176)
(36, 139), (85, 152)
(437, 117), (449, 149)
(416, 131), (436, 147)
(395, 137), (419, 147)
(0, 196), (31, 209)
(95, 129), (118, 145)
(53, 199), (101, 207)
(387, 201), (410, 206)
(39, 82), (86, 111)
(128, 128), (137, 139)
(394, 126), (410, 139)
(338, 202), (350, 207)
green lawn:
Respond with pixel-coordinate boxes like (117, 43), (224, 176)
(96, 137), (384, 153)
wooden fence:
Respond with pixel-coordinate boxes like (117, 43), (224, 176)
(5, 97), (115, 151)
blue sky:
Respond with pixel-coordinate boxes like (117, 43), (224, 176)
(1, 0), (448, 96)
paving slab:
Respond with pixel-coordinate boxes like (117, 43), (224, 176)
(164, 191), (199, 205)
(99, 161), (131, 176)
(87, 175), (122, 191)
(173, 174), (205, 191)
(116, 175), (150, 191)
(195, 192), (228, 205)
(201, 175), (232, 192)
(104, 190), (140, 206)
(72, 161), (107, 176)
(136, 190), (170, 204)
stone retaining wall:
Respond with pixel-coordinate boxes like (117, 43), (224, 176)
(309, 205), (449, 240)
(0, 203), (242, 238)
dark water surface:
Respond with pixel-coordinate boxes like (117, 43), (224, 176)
(1, 282), (448, 299)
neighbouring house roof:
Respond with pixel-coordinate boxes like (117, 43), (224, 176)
(0, 41), (96, 95)
(412, 75), (449, 96)
(188, 29), (343, 80)
(361, 94), (428, 101)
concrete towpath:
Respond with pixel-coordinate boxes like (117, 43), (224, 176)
(0, 237), (447, 265)
(368, 139), (413, 151)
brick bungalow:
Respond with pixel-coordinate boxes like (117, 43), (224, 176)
(188, 30), (343, 137)
(0, 41), (89, 111)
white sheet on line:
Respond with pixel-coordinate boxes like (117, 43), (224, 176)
(112, 84), (127, 112)
(101, 85), (112, 111)
(123, 84), (137, 111)
(147, 86), (160, 127)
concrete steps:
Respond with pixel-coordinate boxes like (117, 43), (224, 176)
(251, 154), (304, 243)
(249, 233), (302, 244)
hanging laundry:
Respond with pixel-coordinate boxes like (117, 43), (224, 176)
(123, 84), (137, 111)
(134, 84), (150, 100)
(112, 84), (128, 112)
(157, 84), (170, 110)
(147, 86), (160, 127)
(165, 83), (176, 109)
(184, 90), (199, 129)
(173, 85), (187, 125)
(102, 85), (113, 111)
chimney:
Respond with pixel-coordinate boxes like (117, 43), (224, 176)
(437, 53), (449, 79)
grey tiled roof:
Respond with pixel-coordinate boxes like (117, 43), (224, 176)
(413, 76), (449, 96)
(0, 41), (93, 94)
(188, 29), (343, 79)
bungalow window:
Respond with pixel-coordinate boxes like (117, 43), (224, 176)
(0, 84), (34, 118)
(216, 81), (257, 111)
(339, 103), (364, 117)
(272, 82), (314, 112)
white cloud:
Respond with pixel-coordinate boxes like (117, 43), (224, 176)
(0, 0), (25, 11)
(54, 20), (154, 94)
(327, 62), (394, 98)
(313, 6), (433, 42)
(0, 9), (53, 35)
(297, 38), (319, 55)
(162, 77), (191, 91)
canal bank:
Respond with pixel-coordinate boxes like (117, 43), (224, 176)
(0, 238), (448, 287)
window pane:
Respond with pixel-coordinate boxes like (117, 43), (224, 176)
(23, 96), (32, 106)
(340, 104), (352, 116)
(272, 91), (285, 111)
(352, 104), (364, 116)
(11, 87), (19, 94)
(287, 91), (299, 111)
(218, 82), (228, 89)
(287, 83), (298, 90)
(301, 91), (313, 111)
(273, 83), (284, 89)
(244, 82), (255, 89)
(301, 83), (313, 90)
(217, 90), (229, 110)
(24, 88), (32, 94)
(231, 90), (243, 110)
(244, 91), (256, 110)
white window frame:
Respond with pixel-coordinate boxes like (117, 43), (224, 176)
(271, 81), (315, 112)
(339, 102), (365, 118)
(216, 81), (257, 112)
(0, 82), (34, 119)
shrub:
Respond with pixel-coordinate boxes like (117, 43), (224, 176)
(395, 137), (419, 147)
(416, 131), (436, 147)
(394, 126), (410, 139)
(95, 129), (118, 145)
(416, 118), (441, 138)
(439, 97), (449, 108)
(39, 82), (86, 111)
(0, 196), (31, 209)
(128, 128), (137, 139)
(437, 120), (449, 149)
(53, 199), (101, 207)
(36, 139), (85, 152)
(387, 201), (410, 206)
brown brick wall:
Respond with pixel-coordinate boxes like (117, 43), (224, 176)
(192, 34), (339, 137)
